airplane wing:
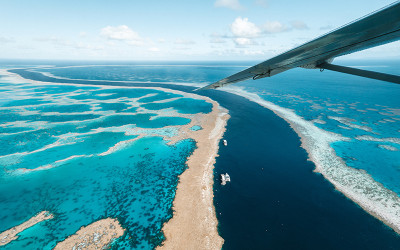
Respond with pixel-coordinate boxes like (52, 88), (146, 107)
(197, 1), (400, 91)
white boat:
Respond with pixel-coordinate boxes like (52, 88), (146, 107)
(223, 139), (227, 146)
(221, 173), (231, 185)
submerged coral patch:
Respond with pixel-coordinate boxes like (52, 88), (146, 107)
(190, 125), (202, 131)
(0, 76), (216, 249)
(142, 98), (213, 114)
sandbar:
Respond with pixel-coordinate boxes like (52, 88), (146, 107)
(157, 93), (229, 250)
(0, 211), (53, 246)
(3, 69), (229, 248)
(54, 218), (125, 249)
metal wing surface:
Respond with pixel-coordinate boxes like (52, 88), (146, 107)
(197, 2), (400, 91)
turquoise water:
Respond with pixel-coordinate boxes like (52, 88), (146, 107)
(142, 98), (212, 114)
(2, 61), (400, 249)
(0, 76), (210, 249)
(238, 61), (400, 194)
(190, 125), (202, 131)
(35, 62), (400, 195)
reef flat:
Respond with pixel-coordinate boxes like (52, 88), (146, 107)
(226, 88), (400, 235)
(54, 218), (125, 249)
(0, 69), (228, 249)
(0, 211), (53, 247)
(159, 95), (229, 250)
(6, 63), (400, 249)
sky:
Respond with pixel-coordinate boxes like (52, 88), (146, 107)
(0, 0), (398, 61)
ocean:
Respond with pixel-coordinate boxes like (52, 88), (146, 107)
(0, 72), (209, 249)
(1, 60), (400, 249)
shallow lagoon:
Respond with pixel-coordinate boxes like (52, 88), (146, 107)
(4, 62), (400, 249)
(0, 77), (209, 249)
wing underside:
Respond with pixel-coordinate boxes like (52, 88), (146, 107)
(197, 2), (400, 91)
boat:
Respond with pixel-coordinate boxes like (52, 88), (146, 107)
(221, 173), (231, 185)
(223, 139), (227, 146)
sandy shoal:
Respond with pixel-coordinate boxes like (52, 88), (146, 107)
(54, 218), (125, 249)
(0, 211), (53, 246)
(3, 69), (230, 248)
(158, 95), (229, 250)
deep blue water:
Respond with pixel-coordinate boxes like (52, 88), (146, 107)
(2, 60), (400, 249)
(32, 61), (400, 194)
(210, 90), (400, 249)
(237, 61), (400, 195)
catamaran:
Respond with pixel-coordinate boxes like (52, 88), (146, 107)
(221, 173), (231, 185)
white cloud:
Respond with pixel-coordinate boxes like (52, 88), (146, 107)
(148, 47), (160, 52)
(214, 0), (243, 10)
(210, 37), (227, 44)
(73, 42), (104, 50)
(0, 36), (14, 43)
(100, 25), (143, 45)
(126, 40), (144, 46)
(174, 38), (195, 45)
(210, 32), (226, 37)
(233, 37), (253, 46)
(291, 20), (308, 30)
(34, 36), (60, 43)
(175, 46), (191, 51)
(231, 17), (261, 38)
(228, 17), (294, 47)
(79, 32), (87, 37)
(230, 17), (261, 47)
(243, 49), (264, 55)
(262, 21), (288, 33)
(209, 32), (228, 44)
